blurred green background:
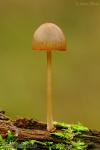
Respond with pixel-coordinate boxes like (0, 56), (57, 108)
(0, 0), (100, 129)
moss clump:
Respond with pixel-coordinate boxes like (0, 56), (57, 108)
(54, 122), (89, 133)
(71, 140), (87, 150)
(51, 122), (88, 150)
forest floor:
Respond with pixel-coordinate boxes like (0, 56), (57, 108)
(0, 111), (100, 150)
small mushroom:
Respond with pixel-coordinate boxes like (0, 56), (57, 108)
(32, 23), (67, 131)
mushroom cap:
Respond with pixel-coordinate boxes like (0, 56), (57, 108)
(32, 23), (66, 51)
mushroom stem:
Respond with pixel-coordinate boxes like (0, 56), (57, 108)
(47, 51), (54, 131)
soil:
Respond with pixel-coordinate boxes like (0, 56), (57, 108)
(0, 111), (100, 150)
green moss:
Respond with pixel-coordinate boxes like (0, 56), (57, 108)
(54, 121), (71, 129)
(51, 143), (65, 150)
(0, 136), (16, 150)
(71, 140), (87, 150)
(71, 123), (89, 134)
(54, 121), (89, 134)
(51, 132), (67, 140)
(7, 130), (14, 141)
(51, 128), (74, 141)
(0, 136), (87, 150)
(51, 122), (88, 150)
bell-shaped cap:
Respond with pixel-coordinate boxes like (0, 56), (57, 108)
(32, 23), (67, 51)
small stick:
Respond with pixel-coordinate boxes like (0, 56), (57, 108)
(47, 51), (54, 131)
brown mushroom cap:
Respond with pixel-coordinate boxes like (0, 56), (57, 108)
(32, 23), (66, 51)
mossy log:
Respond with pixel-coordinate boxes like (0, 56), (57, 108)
(0, 111), (100, 150)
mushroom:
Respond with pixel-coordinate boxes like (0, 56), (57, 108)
(32, 23), (66, 131)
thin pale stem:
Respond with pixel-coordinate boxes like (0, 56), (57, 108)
(47, 51), (54, 131)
